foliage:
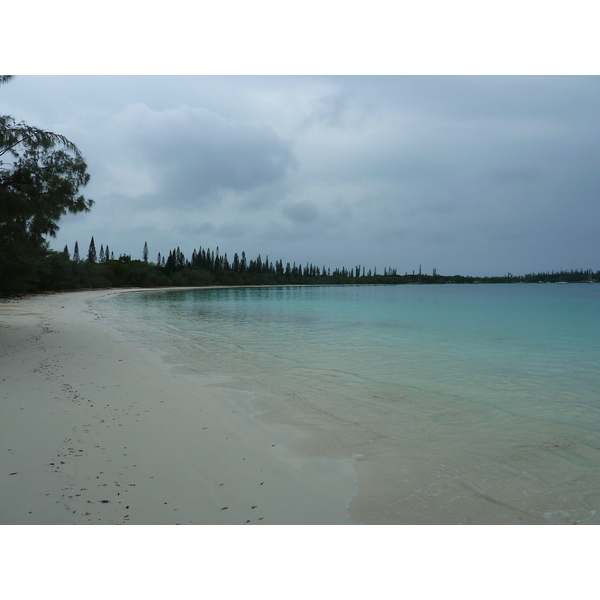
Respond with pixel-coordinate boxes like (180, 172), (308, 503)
(0, 78), (93, 294)
(87, 236), (97, 263)
(7, 234), (598, 295)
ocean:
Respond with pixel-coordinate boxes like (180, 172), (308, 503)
(92, 283), (600, 524)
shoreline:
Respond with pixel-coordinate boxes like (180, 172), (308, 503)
(5, 286), (599, 525)
(0, 288), (357, 524)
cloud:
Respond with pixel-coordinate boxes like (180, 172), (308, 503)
(216, 222), (246, 239)
(178, 222), (216, 237)
(4, 75), (598, 276)
(283, 201), (320, 225)
(106, 103), (295, 207)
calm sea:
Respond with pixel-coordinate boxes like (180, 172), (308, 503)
(92, 284), (600, 524)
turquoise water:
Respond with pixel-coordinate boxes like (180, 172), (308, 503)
(93, 284), (600, 524)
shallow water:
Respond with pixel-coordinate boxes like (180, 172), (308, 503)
(93, 284), (600, 524)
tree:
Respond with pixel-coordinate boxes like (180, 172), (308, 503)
(143, 241), (148, 263)
(87, 236), (97, 263)
(0, 76), (93, 293)
(0, 115), (93, 241)
(73, 240), (80, 262)
(165, 250), (176, 272)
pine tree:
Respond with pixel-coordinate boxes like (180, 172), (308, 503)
(99, 244), (105, 262)
(143, 241), (148, 263)
(176, 247), (185, 268)
(87, 236), (97, 263)
(166, 250), (176, 271)
(63, 245), (70, 259)
(73, 241), (80, 262)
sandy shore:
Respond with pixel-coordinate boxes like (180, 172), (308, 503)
(0, 288), (357, 525)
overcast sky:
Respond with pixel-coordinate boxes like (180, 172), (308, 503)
(2, 75), (599, 276)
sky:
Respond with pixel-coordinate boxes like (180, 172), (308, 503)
(2, 74), (600, 277)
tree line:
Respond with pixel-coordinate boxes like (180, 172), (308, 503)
(3, 233), (597, 295)
(29, 237), (413, 291)
(2, 75), (598, 295)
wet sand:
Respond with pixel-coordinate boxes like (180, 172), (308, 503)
(0, 289), (357, 525)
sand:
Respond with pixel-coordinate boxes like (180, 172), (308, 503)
(0, 288), (357, 525)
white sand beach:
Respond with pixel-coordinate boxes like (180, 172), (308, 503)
(0, 289), (357, 525)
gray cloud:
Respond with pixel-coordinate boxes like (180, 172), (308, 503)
(2, 75), (599, 276)
(283, 201), (320, 225)
(107, 103), (295, 206)
(217, 222), (246, 239)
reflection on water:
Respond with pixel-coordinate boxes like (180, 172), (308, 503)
(93, 284), (600, 524)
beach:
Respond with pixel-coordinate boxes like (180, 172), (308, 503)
(3, 285), (600, 527)
(0, 289), (357, 525)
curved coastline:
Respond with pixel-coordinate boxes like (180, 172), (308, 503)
(0, 287), (357, 525)
(5, 285), (600, 525)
